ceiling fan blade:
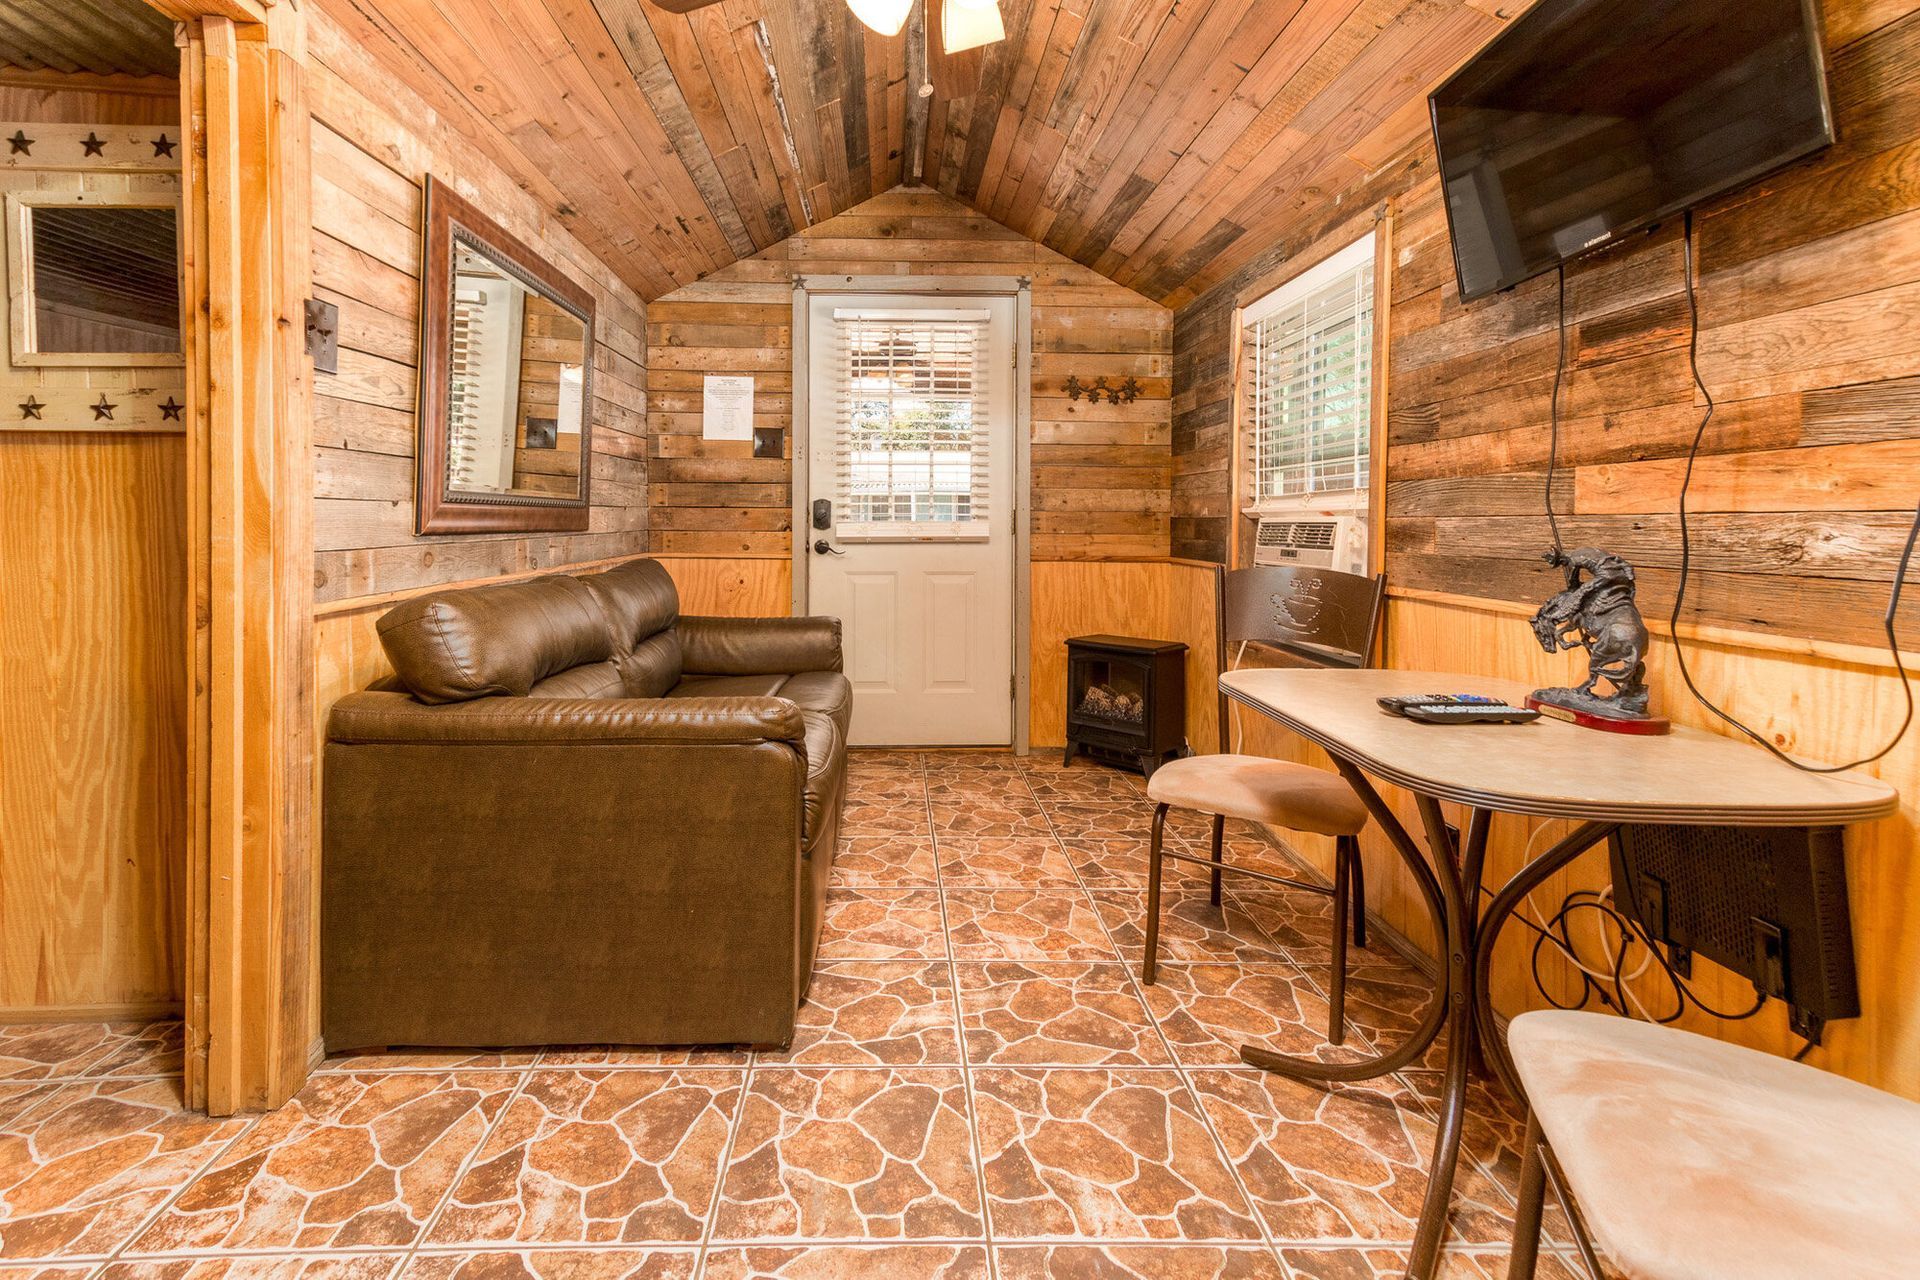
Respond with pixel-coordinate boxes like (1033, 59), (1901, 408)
(927, 0), (985, 97)
(645, 0), (727, 12)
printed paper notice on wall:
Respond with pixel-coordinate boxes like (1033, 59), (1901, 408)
(702, 374), (754, 441)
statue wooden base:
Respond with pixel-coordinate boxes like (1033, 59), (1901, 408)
(1525, 694), (1671, 736)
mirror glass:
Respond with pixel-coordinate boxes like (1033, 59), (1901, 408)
(444, 239), (588, 500)
(28, 206), (181, 355)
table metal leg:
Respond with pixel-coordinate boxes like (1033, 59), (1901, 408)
(1468, 819), (1618, 1280)
(1405, 800), (1490, 1280)
(1468, 820), (1618, 1104)
(1238, 762), (1452, 1082)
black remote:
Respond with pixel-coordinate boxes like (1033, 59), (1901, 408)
(1401, 703), (1541, 725)
(1376, 693), (1508, 714)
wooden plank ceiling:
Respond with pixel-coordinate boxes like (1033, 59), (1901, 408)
(328, 0), (1514, 304)
(0, 0), (179, 78)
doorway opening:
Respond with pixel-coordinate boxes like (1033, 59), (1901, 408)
(794, 277), (1031, 750)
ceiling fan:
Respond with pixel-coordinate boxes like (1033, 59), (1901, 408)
(646, 0), (1006, 63)
(849, 0), (1004, 52)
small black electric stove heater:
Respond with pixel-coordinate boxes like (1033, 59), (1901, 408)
(1064, 635), (1189, 776)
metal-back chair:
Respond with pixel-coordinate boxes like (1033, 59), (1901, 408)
(1140, 563), (1386, 1046)
(1216, 563), (1386, 749)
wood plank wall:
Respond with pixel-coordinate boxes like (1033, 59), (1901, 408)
(1177, 1), (1920, 648)
(1169, 0), (1920, 1098)
(0, 76), (185, 1019)
(645, 186), (1173, 562)
(303, 5), (650, 607)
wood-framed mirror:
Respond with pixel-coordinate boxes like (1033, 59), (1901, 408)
(416, 176), (595, 533)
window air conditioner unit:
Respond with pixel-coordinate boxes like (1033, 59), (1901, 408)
(1253, 515), (1366, 576)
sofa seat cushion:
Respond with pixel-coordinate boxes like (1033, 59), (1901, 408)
(775, 670), (853, 736)
(669, 673), (790, 699)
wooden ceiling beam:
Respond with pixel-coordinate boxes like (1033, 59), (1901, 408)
(903, 0), (930, 182)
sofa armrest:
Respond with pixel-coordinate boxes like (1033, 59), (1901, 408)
(678, 614), (843, 676)
(327, 690), (806, 746)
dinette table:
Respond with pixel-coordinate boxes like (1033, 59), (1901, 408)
(1219, 667), (1900, 1280)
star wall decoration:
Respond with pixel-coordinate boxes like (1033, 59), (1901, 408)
(80, 132), (106, 157)
(91, 394), (116, 421)
(159, 396), (184, 421)
(152, 133), (175, 158)
(7, 130), (31, 156)
(18, 396), (43, 420)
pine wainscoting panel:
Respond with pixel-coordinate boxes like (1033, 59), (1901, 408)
(0, 433), (186, 1018)
(1029, 559), (1220, 754)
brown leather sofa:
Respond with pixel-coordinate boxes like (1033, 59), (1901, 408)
(322, 558), (848, 1052)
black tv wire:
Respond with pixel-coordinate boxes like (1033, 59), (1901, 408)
(1537, 212), (1918, 773)
(1669, 209), (1918, 772)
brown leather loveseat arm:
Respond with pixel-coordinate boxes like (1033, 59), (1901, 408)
(677, 614), (844, 676)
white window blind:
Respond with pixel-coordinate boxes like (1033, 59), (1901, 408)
(829, 307), (992, 539)
(1244, 234), (1375, 506)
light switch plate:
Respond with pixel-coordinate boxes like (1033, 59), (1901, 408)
(304, 298), (339, 374)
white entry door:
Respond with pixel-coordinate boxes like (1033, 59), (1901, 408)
(806, 293), (1017, 746)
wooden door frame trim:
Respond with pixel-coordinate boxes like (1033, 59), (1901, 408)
(790, 273), (1034, 754)
(162, 0), (316, 1114)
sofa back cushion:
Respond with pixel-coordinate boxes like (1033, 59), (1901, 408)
(378, 574), (613, 704)
(582, 559), (683, 697)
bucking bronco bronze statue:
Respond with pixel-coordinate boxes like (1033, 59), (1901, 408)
(1528, 546), (1654, 721)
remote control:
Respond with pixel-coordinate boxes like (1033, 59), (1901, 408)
(1401, 703), (1541, 725)
(1376, 693), (1508, 714)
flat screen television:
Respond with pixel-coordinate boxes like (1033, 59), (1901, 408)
(1429, 0), (1833, 302)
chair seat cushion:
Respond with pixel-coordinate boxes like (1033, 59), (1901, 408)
(1145, 754), (1366, 836)
(1511, 1009), (1920, 1280)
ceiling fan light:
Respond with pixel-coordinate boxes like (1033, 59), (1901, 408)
(846, 0), (913, 37)
(942, 0), (1005, 53)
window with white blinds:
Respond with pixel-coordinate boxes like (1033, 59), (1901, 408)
(829, 307), (992, 539)
(1243, 234), (1375, 506)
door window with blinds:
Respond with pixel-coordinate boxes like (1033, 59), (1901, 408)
(828, 307), (992, 539)
(1241, 234), (1376, 508)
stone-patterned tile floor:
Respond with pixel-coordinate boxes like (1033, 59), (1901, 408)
(0, 752), (1598, 1279)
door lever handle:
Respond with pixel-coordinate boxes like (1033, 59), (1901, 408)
(813, 539), (844, 556)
